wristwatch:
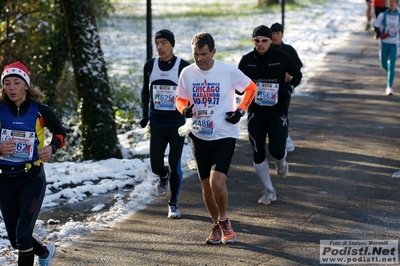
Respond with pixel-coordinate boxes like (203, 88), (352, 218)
(237, 108), (245, 117)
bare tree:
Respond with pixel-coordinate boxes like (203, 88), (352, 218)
(258, 0), (279, 5)
(62, 0), (121, 160)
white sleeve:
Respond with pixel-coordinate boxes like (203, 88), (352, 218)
(374, 12), (384, 30)
(230, 65), (251, 94)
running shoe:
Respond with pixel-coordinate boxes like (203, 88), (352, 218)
(285, 135), (295, 152)
(386, 87), (394, 96)
(218, 218), (236, 244)
(38, 244), (56, 266)
(157, 167), (170, 196)
(276, 158), (288, 178)
(206, 224), (222, 245)
(258, 188), (277, 205)
(168, 203), (181, 219)
(365, 23), (371, 30)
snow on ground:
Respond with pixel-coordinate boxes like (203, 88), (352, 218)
(0, 0), (366, 264)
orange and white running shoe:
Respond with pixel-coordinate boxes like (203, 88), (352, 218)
(206, 224), (221, 244)
(218, 218), (236, 244)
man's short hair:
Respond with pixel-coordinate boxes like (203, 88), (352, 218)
(191, 32), (215, 52)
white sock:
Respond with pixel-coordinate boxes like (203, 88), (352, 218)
(253, 160), (274, 191)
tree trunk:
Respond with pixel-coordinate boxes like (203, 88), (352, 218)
(258, 0), (279, 5)
(62, 0), (121, 160)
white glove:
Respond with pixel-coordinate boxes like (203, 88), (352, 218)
(178, 118), (192, 136)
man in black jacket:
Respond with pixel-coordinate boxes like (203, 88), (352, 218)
(270, 22), (303, 152)
(238, 25), (302, 205)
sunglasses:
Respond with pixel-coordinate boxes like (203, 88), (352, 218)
(252, 38), (270, 43)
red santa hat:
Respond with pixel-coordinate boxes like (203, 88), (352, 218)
(1, 61), (30, 87)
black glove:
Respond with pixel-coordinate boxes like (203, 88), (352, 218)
(139, 117), (148, 128)
(225, 110), (242, 124)
(183, 104), (194, 118)
(374, 27), (381, 39)
(235, 89), (244, 95)
(287, 84), (294, 93)
(278, 85), (293, 99)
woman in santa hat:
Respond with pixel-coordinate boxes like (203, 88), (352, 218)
(0, 61), (66, 266)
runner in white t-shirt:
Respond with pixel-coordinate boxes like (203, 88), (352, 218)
(176, 32), (256, 245)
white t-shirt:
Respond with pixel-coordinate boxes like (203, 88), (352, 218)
(176, 59), (251, 140)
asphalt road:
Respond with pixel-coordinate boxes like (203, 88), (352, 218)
(50, 26), (400, 266)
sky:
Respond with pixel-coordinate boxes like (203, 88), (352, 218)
(0, 0), (381, 264)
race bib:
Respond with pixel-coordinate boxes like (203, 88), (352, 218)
(192, 109), (215, 136)
(0, 128), (35, 162)
(255, 82), (279, 106)
(388, 25), (398, 38)
(152, 85), (177, 110)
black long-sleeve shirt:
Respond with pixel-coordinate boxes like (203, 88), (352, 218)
(238, 47), (302, 115)
(271, 42), (303, 69)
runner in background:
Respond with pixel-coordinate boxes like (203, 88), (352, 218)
(374, 0), (400, 95)
(238, 25), (302, 205)
(140, 29), (190, 218)
(366, 0), (373, 30)
(373, 0), (388, 20)
(270, 22), (303, 153)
